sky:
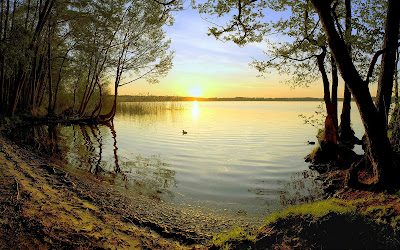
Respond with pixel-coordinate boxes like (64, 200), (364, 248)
(116, 6), (370, 98)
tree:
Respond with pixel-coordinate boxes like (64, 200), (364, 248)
(0, 0), (176, 119)
(97, 0), (174, 122)
(198, 0), (381, 149)
(309, 0), (399, 189)
(197, 0), (400, 189)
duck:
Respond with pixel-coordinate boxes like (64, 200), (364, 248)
(307, 141), (316, 145)
(182, 130), (188, 135)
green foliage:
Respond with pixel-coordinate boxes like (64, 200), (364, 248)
(0, 0), (181, 117)
(316, 128), (324, 141)
(298, 103), (326, 133)
(264, 198), (356, 225)
(213, 199), (359, 249)
(197, 0), (386, 87)
(212, 227), (256, 248)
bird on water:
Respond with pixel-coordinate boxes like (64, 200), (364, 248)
(182, 130), (187, 134)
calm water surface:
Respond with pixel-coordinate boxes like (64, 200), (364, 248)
(12, 101), (364, 217)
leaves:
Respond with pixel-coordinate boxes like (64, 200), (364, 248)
(197, 0), (388, 88)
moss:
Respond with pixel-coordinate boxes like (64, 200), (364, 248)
(264, 198), (355, 225)
(212, 199), (356, 249)
(390, 215), (400, 229)
(309, 146), (320, 159)
(316, 128), (324, 141)
(212, 227), (256, 248)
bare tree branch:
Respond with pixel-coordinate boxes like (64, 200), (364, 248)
(365, 42), (400, 84)
(152, 0), (176, 6)
(118, 66), (158, 87)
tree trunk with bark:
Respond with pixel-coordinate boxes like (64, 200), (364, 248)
(316, 49), (338, 146)
(339, 0), (356, 143)
(339, 86), (355, 142)
(375, 0), (400, 127)
(311, 0), (400, 190)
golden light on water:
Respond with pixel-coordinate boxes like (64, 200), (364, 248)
(192, 101), (200, 120)
(189, 86), (202, 97)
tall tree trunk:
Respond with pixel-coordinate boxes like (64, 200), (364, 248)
(72, 77), (78, 111)
(340, 86), (354, 140)
(0, 0), (4, 111)
(25, 0), (31, 30)
(31, 0), (54, 50)
(47, 21), (52, 115)
(375, 0), (400, 127)
(311, 0), (399, 189)
(91, 81), (102, 119)
(2, 0), (10, 111)
(339, 0), (355, 142)
(316, 49), (337, 146)
(331, 55), (338, 133)
(11, 71), (26, 116)
(1, 0), (4, 34)
(10, 0), (16, 32)
(3, 0), (9, 39)
(98, 79), (118, 123)
(52, 48), (71, 113)
(390, 49), (400, 150)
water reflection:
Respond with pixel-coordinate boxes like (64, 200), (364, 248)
(278, 170), (323, 206)
(89, 126), (104, 175)
(9, 123), (177, 201)
(192, 101), (200, 120)
(105, 123), (121, 174)
(246, 169), (323, 214)
(8, 101), (349, 216)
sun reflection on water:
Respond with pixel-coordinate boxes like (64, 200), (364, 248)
(192, 101), (200, 120)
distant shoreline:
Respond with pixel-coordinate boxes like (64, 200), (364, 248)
(116, 95), (330, 102)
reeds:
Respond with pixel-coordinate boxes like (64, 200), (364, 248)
(116, 101), (185, 117)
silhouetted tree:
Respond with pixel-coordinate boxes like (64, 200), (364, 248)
(198, 0), (400, 189)
(0, 0), (176, 119)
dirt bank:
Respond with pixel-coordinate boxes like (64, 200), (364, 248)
(0, 134), (256, 249)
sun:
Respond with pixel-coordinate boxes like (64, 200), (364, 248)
(189, 86), (202, 97)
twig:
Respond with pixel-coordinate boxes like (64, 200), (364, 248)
(15, 179), (20, 200)
(365, 42), (400, 84)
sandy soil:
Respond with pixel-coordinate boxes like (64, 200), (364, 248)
(0, 134), (256, 249)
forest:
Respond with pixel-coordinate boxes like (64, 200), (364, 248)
(0, 0), (177, 122)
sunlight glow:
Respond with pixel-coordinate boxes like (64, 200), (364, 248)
(189, 86), (202, 97)
(192, 101), (200, 120)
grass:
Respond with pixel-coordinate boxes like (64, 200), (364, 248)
(211, 196), (400, 249)
(264, 198), (355, 225)
(116, 101), (185, 116)
(212, 227), (256, 249)
(212, 199), (356, 249)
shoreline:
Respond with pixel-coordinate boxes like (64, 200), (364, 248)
(0, 133), (259, 249)
(2, 128), (400, 249)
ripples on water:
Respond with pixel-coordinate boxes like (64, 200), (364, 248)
(10, 101), (364, 217)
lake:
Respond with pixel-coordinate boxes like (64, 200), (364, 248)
(10, 101), (364, 218)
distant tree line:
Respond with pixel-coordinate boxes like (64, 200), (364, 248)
(0, 0), (178, 121)
(117, 95), (325, 102)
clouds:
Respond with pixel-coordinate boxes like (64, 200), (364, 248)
(165, 8), (264, 72)
(119, 7), (323, 98)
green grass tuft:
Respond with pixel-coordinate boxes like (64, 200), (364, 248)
(265, 198), (355, 225)
(212, 227), (256, 248)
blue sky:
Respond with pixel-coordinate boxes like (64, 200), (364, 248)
(117, 7), (335, 98)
